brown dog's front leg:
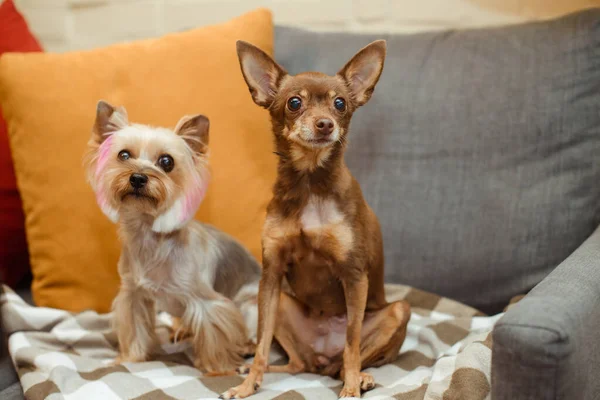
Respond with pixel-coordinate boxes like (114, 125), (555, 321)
(220, 261), (282, 399)
(339, 274), (369, 398)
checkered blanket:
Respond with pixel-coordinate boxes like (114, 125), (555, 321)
(1, 284), (503, 400)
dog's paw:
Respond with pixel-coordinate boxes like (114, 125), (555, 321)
(112, 354), (145, 365)
(170, 329), (193, 343)
(359, 372), (375, 392)
(169, 317), (193, 343)
(236, 364), (251, 374)
(110, 356), (123, 366)
(241, 340), (256, 358)
(219, 380), (260, 399)
(338, 372), (374, 398)
(339, 383), (361, 398)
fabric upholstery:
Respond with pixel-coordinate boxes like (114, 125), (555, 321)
(0, 8), (276, 313)
(0, 0), (42, 288)
(1, 284), (498, 399)
(275, 9), (600, 313)
(492, 223), (600, 400)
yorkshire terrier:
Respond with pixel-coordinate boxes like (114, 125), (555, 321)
(85, 101), (260, 373)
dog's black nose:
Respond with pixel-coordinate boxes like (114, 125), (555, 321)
(315, 118), (334, 136)
(129, 173), (148, 189)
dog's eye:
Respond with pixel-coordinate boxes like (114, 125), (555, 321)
(158, 154), (174, 173)
(334, 97), (346, 112)
(287, 97), (302, 111)
(118, 150), (130, 161)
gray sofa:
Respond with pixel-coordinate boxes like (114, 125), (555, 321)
(2, 8), (600, 399)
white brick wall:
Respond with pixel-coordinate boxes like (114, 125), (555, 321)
(13, 0), (600, 52)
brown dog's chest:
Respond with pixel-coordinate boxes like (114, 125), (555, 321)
(264, 196), (355, 315)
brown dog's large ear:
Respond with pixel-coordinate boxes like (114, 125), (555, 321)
(236, 40), (287, 108)
(337, 40), (387, 107)
(175, 114), (209, 155)
(92, 100), (129, 144)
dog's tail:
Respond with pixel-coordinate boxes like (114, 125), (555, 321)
(183, 298), (250, 373)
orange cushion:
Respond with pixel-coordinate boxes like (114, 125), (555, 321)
(0, 8), (276, 312)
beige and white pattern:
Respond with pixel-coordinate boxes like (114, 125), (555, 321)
(1, 284), (502, 400)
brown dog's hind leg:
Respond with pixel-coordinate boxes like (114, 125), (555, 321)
(360, 300), (411, 368)
(268, 295), (411, 382)
(235, 292), (310, 376)
(268, 292), (308, 374)
(336, 300), (410, 395)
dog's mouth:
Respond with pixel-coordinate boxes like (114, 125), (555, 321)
(121, 191), (157, 204)
(308, 138), (333, 144)
(292, 125), (339, 149)
(304, 137), (335, 148)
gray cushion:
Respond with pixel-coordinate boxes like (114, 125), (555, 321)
(0, 384), (24, 400)
(274, 9), (600, 314)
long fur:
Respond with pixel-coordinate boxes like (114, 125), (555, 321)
(85, 102), (260, 372)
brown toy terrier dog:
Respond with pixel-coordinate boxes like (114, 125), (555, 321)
(221, 41), (411, 399)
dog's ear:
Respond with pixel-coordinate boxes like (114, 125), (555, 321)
(236, 40), (287, 108)
(338, 40), (387, 107)
(92, 100), (128, 144)
(175, 114), (209, 155)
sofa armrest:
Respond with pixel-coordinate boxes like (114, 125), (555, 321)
(492, 225), (600, 400)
